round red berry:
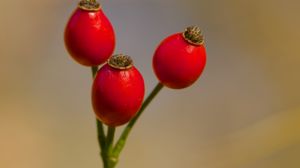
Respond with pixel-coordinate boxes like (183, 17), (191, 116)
(64, 0), (115, 66)
(152, 26), (206, 89)
(92, 54), (145, 126)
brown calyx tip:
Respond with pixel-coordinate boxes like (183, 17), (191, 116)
(183, 26), (204, 46)
(108, 54), (133, 70)
(78, 0), (101, 11)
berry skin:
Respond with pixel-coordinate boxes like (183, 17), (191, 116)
(92, 54), (145, 126)
(64, 0), (115, 66)
(153, 26), (206, 89)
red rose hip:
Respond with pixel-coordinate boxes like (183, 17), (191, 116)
(64, 0), (115, 66)
(153, 26), (206, 89)
(92, 54), (145, 126)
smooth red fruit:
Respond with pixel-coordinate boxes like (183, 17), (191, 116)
(64, 0), (115, 66)
(153, 26), (206, 89)
(92, 55), (145, 126)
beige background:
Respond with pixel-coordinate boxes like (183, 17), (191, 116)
(1, 0), (300, 167)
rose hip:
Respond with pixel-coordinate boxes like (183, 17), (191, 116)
(92, 54), (145, 126)
(153, 26), (206, 89)
(64, 0), (115, 66)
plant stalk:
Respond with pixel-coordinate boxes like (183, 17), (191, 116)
(105, 127), (117, 168)
(92, 67), (164, 168)
(112, 83), (164, 157)
(91, 66), (107, 166)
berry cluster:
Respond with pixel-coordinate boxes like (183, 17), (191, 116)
(64, 0), (206, 167)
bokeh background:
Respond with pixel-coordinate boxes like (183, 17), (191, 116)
(1, 0), (300, 167)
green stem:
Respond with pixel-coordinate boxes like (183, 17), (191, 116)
(106, 126), (115, 153)
(97, 120), (106, 156)
(103, 126), (117, 168)
(91, 66), (107, 165)
(112, 83), (164, 157)
(91, 66), (98, 78)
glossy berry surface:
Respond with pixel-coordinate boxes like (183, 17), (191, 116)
(153, 26), (206, 89)
(92, 55), (145, 126)
(64, 3), (115, 66)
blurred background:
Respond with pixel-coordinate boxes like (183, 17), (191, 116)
(1, 0), (300, 167)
